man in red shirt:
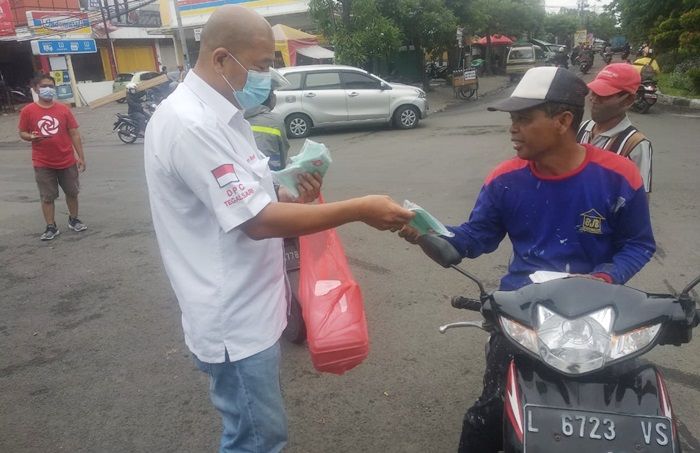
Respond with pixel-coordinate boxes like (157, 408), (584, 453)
(18, 74), (87, 240)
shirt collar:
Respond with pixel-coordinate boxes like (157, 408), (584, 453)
(591, 115), (632, 137)
(183, 70), (241, 124)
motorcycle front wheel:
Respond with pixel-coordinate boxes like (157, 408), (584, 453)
(117, 123), (138, 144)
(631, 98), (651, 114)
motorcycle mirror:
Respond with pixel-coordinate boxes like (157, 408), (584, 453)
(417, 234), (462, 268)
(680, 275), (700, 299)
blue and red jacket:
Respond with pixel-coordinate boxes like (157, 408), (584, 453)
(446, 144), (655, 290)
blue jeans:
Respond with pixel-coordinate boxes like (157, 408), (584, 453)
(194, 343), (287, 453)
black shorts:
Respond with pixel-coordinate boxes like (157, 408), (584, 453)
(34, 165), (80, 202)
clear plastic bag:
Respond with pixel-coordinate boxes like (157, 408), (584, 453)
(272, 139), (332, 198)
(403, 200), (454, 237)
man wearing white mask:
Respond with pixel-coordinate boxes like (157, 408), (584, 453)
(143, 5), (414, 452)
(18, 73), (87, 241)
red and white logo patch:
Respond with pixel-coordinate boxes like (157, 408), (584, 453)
(37, 115), (59, 136)
(211, 164), (239, 188)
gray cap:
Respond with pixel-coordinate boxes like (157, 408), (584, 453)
(488, 67), (589, 112)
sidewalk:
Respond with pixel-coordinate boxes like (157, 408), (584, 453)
(426, 74), (511, 113)
(657, 91), (700, 109)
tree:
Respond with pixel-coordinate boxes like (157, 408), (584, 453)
(376, 0), (457, 87)
(608, 0), (698, 44)
(542, 12), (578, 44)
(309, 0), (402, 67)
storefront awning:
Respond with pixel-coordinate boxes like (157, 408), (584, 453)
(296, 45), (334, 60)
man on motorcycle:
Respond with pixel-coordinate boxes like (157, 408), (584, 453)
(125, 82), (148, 137)
(577, 63), (653, 196)
(399, 66), (655, 452)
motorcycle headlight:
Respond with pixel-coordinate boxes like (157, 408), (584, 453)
(500, 306), (661, 375)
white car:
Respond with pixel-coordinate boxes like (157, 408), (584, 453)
(274, 65), (428, 138)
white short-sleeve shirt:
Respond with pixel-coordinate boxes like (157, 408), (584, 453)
(144, 71), (287, 363)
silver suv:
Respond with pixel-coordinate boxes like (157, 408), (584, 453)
(274, 65), (428, 138)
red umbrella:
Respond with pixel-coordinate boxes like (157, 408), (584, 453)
(476, 34), (514, 46)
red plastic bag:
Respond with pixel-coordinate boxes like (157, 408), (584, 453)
(298, 197), (369, 374)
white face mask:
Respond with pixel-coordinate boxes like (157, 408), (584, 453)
(38, 86), (56, 101)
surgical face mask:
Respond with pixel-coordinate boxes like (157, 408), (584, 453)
(220, 52), (271, 110)
(38, 86), (56, 101)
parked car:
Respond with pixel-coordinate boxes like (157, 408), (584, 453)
(274, 65), (428, 138)
(113, 71), (164, 103)
(506, 44), (547, 81)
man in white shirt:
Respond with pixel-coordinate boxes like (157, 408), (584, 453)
(577, 63), (653, 195)
(144, 6), (414, 452)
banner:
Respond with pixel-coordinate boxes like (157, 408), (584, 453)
(0, 0), (15, 37)
(26, 11), (92, 36)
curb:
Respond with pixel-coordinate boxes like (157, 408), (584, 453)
(429, 81), (512, 114)
(657, 92), (700, 109)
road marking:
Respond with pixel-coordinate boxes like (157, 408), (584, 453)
(672, 113), (700, 119)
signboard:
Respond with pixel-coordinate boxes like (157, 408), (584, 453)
(87, 0), (102, 10)
(194, 27), (202, 41)
(574, 29), (587, 46)
(463, 69), (477, 80)
(26, 11), (92, 35)
(31, 39), (98, 55)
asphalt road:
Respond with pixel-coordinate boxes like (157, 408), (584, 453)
(1, 71), (699, 452)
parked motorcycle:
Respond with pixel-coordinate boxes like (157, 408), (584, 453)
(417, 234), (699, 453)
(425, 62), (449, 80)
(631, 79), (658, 114)
(113, 102), (156, 144)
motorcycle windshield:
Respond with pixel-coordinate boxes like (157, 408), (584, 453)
(491, 277), (678, 335)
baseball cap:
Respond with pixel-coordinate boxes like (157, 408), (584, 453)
(488, 67), (588, 112)
(587, 63), (641, 96)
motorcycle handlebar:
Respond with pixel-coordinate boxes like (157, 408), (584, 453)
(451, 296), (482, 311)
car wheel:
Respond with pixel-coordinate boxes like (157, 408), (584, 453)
(285, 113), (312, 138)
(393, 105), (420, 129)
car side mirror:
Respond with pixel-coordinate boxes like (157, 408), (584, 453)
(380, 82), (391, 91)
(417, 235), (462, 268)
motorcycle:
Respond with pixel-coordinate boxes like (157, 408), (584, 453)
(579, 53), (593, 74)
(113, 102), (156, 144)
(631, 79), (658, 114)
(603, 51), (614, 65)
(282, 237), (306, 343)
(425, 62), (449, 80)
(417, 234), (700, 453)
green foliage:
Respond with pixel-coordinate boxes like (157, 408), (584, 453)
(542, 12), (578, 44)
(680, 7), (700, 30)
(680, 30), (700, 53)
(687, 67), (700, 92)
(377, 0), (457, 55)
(467, 0), (545, 39)
(309, 0), (402, 66)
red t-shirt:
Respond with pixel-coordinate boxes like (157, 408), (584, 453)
(18, 102), (79, 169)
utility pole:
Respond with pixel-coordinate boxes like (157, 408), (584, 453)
(100, 0), (119, 79)
(172, 0), (190, 69)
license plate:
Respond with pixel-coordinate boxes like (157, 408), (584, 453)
(645, 94), (658, 99)
(283, 238), (300, 271)
(524, 405), (674, 452)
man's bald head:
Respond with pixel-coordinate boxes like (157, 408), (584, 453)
(199, 5), (273, 55)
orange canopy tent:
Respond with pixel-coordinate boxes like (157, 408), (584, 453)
(272, 24), (334, 66)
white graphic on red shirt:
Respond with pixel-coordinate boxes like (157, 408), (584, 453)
(37, 115), (60, 136)
(211, 163), (240, 188)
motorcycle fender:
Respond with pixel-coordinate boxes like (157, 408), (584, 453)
(501, 357), (679, 453)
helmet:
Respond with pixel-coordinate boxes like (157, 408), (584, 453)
(126, 82), (137, 92)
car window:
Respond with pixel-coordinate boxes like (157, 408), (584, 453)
(509, 48), (534, 60)
(140, 72), (160, 81)
(277, 72), (303, 91)
(115, 73), (133, 82)
(341, 72), (381, 90)
(534, 46), (545, 60)
(304, 72), (342, 90)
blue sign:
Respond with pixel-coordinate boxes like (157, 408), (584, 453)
(32, 39), (97, 55)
